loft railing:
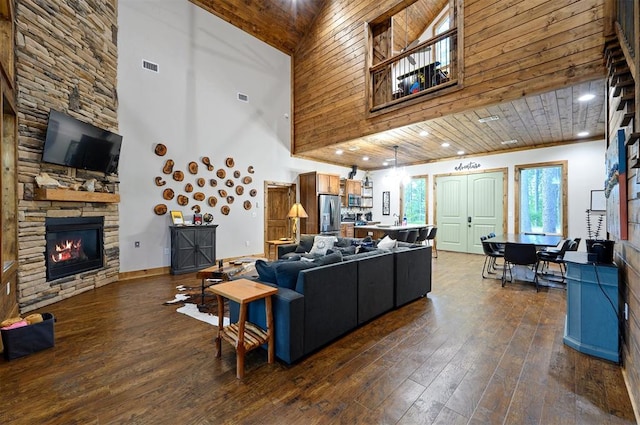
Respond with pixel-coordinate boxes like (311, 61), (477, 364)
(616, 0), (635, 58)
(369, 28), (457, 112)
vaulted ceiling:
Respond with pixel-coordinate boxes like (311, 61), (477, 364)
(190, 0), (606, 170)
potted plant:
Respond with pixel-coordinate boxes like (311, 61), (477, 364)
(585, 209), (614, 263)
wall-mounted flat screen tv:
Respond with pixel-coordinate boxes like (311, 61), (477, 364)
(42, 109), (123, 175)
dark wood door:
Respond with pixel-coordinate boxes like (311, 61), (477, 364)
(265, 185), (295, 252)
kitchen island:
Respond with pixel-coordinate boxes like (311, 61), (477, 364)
(354, 224), (430, 240)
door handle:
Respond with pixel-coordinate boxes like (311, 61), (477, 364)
(468, 216), (471, 228)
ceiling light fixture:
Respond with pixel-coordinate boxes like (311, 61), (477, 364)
(457, 150), (465, 155)
(578, 94), (596, 102)
(385, 145), (410, 185)
(501, 139), (518, 145)
(419, 130), (429, 137)
(577, 131), (589, 137)
(335, 149), (343, 155)
(441, 142), (450, 147)
(362, 156), (369, 161)
(478, 115), (499, 123)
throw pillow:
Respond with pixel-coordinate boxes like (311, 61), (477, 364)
(309, 235), (338, 256)
(313, 250), (343, 266)
(255, 259), (277, 284)
(273, 261), (316, 289)
(377, 235), (397, 250)
(294, 245), (307, 254)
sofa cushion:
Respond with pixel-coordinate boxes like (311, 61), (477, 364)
(274, 261), (317, 289)
(330, 245), (356, 256)
(255, 259), (277, 284)
(313, 250), (343, 266)
(309, 235), (338, 256)
(377, 235), (397, 250)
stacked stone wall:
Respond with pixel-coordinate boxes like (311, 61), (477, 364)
(15, 0), (120, 312)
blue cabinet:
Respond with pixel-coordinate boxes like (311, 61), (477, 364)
(563, 252), (619, 362)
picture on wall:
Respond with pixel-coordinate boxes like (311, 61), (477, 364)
(382, 191), (390, 215)
(605, 129), (628, 240)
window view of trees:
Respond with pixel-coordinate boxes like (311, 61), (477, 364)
(519, 166), (562, 234)
(403, 177), (427, 224)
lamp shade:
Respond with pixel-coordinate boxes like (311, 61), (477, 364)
(287, 203), (308, 219)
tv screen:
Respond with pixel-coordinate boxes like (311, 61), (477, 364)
(42, 109), (123, 175)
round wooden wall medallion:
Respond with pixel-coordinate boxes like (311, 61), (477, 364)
(226, 196), (235, 204)
(247, 165), (254, 174)
(235, 186), (244, 195)
(154, 144), (167, 156)
(177, 195), (189, 206)
(249, 189), (257, 197)
(162, 188), (175, 200)
(242, 176), (252, 184)
(225, 157), (235, 168)
(221, 205), (230, 215)
(173, 170), (184, 181)
(202, 156), (213, 171)
(155, 176), (166, 186)
(218, 189), (228, 197)
(191, 205), (201, 213)
(194, 192), (205, 201)
(197, 178), (206, 187)
(154, 204), (168, 215)
(233, 170), (241, 178)
(184, 183), (193, 193)
(210, 179), (217, 187)
(216, 169), (226, 179)
(162, 159), (174, 174)
(225, 179), (234, 187)
(208, 196), (218, 207)
(243, 200), (252, 210)
(188, 161), (198, 174)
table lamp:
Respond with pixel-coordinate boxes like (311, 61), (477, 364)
(287, 203), (308, 243)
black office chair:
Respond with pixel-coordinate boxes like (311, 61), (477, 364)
(487, 232), (504, 254)
(570, 238), (581, 251)
(425, 227), (437, 258)
(406, 229), (419, 244)
(481, 236), (503, 278)
(502, 243), (540, 291)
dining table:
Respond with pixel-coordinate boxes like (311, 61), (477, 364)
(490, 233), (563, 247)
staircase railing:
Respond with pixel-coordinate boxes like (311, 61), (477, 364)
(369, 28), (457, 112)
(616, 0), (635, 58)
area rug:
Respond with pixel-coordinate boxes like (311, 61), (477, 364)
(164, 285), (230, 327)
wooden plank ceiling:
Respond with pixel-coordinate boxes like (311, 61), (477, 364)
(191, 0), (606, 171)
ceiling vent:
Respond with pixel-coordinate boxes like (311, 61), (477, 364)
(142, 60), (159, 73)
(237, 93), (249, 102)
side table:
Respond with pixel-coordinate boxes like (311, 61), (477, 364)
(265, 239), (292, 260)
(196, 263), (245, 306)
(208, 278), (278, 379)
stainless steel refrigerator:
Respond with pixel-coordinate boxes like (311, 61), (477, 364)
(318, 194), (341, 235)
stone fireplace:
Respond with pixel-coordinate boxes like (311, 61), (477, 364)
(45, 217), (105, 281)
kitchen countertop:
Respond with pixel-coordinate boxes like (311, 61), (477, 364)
(354, 223), (429, 230)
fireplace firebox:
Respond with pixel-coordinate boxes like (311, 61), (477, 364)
(45, 217), (104, 281)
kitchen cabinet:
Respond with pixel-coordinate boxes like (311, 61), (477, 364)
(361, 181), (373, 208)
(317, 173), (340, 194)
(340, 222), (354, 238)
(345, 179), (362, 195)
(300, 172), (341, 234)
(170, 225), (218, 274)
(563, 252), (619, 363)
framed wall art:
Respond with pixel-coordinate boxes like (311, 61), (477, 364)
(170, 210), (184, 225)
(382, 191), (390, 215)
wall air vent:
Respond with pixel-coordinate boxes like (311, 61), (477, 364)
(237, 93), (249, 102)
(142, 60), (159, 73)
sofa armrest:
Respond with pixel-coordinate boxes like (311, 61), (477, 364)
(229, 283), (305, 364)
(394, 245), (432, 307)
(356, 252), (395, 324)
(277, 243), (298, 258)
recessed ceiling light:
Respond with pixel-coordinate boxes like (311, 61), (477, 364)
(457, 150), (465, 155)
(441, 142), (450, 147)
(478, 115), (499, 123)
(348, 146), (359, 151)
(382, 161), (389, 166)
(362, 156), (369, 161)
(335, 149), (343, 155)
(578, 94), (596, 102)
(501, 139), (518, 145)
(577, 131), (589, 137)
(419, 130), (429, 137)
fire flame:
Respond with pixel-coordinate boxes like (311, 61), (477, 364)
(50, 239), (83, 263)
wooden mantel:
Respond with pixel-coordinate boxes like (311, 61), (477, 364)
(34, 188), (120, 203)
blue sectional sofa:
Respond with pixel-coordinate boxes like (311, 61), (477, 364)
(229, 235), (432, 364)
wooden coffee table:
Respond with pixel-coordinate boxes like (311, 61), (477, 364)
(209, 278), (278, 379)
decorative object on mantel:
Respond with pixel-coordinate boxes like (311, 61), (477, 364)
(188, 161), (198, 174)
(155, 176), (166, 186)
(81, 178), (97, 192)
(154, 143), (167, 156)
(162, 159), (174, 174)
(154, 204), (168, 215)
(35, 172), (65, 189)
(203, 213), (214, 223)
(225, 157), (235, 168)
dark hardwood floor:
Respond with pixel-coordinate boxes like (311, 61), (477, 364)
(0, 252), (636, 424)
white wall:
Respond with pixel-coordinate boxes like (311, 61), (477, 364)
(369, 140), (606, 247)
(117, 1), (352, 272)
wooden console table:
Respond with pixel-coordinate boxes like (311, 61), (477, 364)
(209, 279), (278, 379)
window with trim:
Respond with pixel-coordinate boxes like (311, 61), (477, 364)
(402, 176), (428, 224)
(515, 162), (567, 236)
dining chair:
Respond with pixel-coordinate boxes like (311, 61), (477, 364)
(481, 236), (503, 278)
(425, 226), (437, 258)
(415, 227), (429, 245)
(502, 243), (540, 291)
(406, 229), (419, 244)
(537, 239), (573, 282)
(396, 229), (409, 242)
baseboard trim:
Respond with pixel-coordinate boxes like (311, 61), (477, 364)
(118, 267), (170, 281)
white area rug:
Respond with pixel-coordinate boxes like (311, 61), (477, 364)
(176, 303), (230, 327)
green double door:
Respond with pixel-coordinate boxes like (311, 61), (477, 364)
(435, 171), (505, 254)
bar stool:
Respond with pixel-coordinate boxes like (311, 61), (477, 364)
(406, 229), (419, 244)
(396, 229), (409, 242)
